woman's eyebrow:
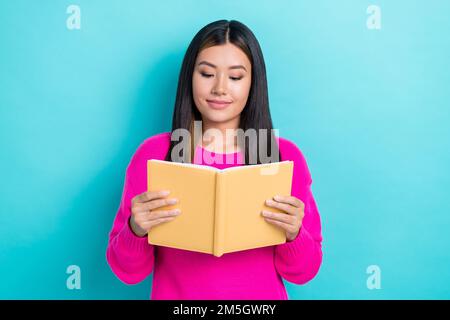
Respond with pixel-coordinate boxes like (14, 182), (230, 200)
(197, 61), (247, 72)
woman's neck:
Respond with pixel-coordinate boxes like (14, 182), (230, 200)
(200, 118), (241, 154)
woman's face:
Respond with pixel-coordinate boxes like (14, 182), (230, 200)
(192, 42), (252, 128)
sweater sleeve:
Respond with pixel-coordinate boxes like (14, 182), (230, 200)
(106, 159), (155, 285)
(274, 141), (323, 285)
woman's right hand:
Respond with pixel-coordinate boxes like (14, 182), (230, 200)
(129, 190), (181, 237)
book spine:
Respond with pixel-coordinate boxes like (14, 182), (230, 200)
(213, 171), (226, 257)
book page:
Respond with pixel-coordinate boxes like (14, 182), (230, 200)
(220, 161), (294, 254)
(149, 159), (220, 171)
(147, 160), (217, 254)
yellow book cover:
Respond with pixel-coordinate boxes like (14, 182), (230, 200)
(147, 159), (294, 257)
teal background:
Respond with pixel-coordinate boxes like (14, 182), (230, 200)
(1, 0), (449, 299)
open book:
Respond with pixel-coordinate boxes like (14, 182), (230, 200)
(147, 159), (294, 257)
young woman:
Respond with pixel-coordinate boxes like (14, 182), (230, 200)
(106, 20), (323, 300)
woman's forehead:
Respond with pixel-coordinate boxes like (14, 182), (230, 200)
(196, 44), (251, 69)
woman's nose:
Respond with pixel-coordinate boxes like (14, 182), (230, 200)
(212, 74), (227, 95)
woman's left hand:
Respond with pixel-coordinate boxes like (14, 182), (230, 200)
(262, 195), (305, 242)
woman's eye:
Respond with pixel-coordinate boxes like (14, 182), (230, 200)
(200, 72), (242, 81)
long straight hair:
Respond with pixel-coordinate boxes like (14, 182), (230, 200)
(164, 19), (281, 165)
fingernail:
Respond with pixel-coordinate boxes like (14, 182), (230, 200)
(266, 199), (274, 205)
(172, 209), (181, 215)
(161, 190), (170, 196)
(168, 198), (178, 204)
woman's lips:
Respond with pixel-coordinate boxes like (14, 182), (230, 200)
(206, 99), (232, 110)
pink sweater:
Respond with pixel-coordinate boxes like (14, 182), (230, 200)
(106, 132), (323, 300)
